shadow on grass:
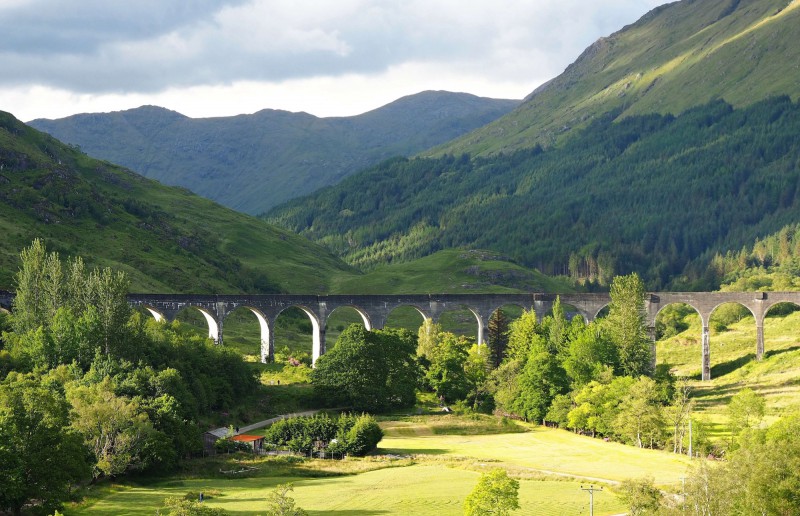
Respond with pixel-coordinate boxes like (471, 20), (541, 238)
(377, 448), (450, 455)
(764, 345), (800, 359)
(710, 353), (755, 378)
(697, 345), (800, 382)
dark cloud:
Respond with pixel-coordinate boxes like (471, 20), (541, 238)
(0, 0), (667, 95)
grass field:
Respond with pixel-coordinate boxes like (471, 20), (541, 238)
(76, 463), (627, 516)
(68, 414), (697, 515)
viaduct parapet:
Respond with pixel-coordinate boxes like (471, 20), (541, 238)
(3, 290), (800, 381)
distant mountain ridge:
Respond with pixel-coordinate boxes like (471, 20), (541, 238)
(432, 0), (800, 156)
(28, 91), (519, 214)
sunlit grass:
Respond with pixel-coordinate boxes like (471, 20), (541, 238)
(658, 309), (800, 439)
(380, 423), (691, 487)
(73, 462), (626, 516)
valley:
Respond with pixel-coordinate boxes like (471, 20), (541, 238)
(3, 0), (800, 514)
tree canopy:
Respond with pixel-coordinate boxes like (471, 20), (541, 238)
(311, 324), (418, 412)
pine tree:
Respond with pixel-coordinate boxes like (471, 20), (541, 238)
(487, 309), (509, 368)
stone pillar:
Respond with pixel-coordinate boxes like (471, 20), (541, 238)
(261, 331), (274, 364)
(647, 326), (657, 371)
(533, 300), (553, 322)
(477, 315), (486, 346)
(755, 316), (765, 360)
(312, 327), (326, 367)
(701, 324), (711, 381)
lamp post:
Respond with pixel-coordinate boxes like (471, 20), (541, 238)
(580, 484), (602, 516)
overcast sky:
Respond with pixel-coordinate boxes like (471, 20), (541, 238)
(0, 0), (667, 121)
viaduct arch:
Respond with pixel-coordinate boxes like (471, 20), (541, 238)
(3, 290), (799, 381)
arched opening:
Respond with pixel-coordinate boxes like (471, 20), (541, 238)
(173, 306), (219, 343)
(384, 305), (426, 333)
(763, 301), (800, 359)
(274, 306), (320, 366)
(593, 304), (611, 321)
(325, 306), (370, 351)
(707, 302), (755, 378)
(438, 306), (481, 343)
(654, 303), (702, 378)
(222, 306), (270, 363)
(136, 304), (166, 323)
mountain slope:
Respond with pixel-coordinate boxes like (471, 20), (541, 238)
(0, 110), (356, 293)
(433, 0), (800, 156)
(267, 97), (800, 289)
(28, 91), (519, 215)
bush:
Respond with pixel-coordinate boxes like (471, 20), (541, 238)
(214, 438), (250, 453)
(264, 413), (383, 457)
(345, 415), (383, 456)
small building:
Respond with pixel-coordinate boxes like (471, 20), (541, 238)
(203, 427), (232, 455)
(232, 434), (265, 452)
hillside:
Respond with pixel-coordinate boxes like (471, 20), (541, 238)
(267, 96), (800, 289)
(433, 0), (800, 156)
(0, 110), (356, 293)
(27, 91), (519, 215)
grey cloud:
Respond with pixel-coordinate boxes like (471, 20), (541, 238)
(0, 0), (249, 54)
(0, 0), (667, 94)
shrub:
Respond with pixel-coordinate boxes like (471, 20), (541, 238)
(345, 415), (383, 456)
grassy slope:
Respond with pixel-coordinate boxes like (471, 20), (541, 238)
(329, 249), (574, 294)
(657, 309), (800, 438)
(433, 0), (800, 156)
(0, 110), (355, 293)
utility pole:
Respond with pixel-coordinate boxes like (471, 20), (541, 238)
(580, 485), (602, 516)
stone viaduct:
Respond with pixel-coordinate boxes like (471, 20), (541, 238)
(2, 290), (800, 381)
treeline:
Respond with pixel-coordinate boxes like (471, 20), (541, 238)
(695, 222), (800, 291)
(267, 96), (800, 289)
(0, 241), (257, 514)
(310, 273), (704, 454)
(416, 274), (705, 453)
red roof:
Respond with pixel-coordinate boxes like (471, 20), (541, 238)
(231, 434), (263, 442)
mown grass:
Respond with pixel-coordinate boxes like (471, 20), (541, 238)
(69, 425), (647, 516)
(380, 421), (691, 487)
(74, 462), (626, 516)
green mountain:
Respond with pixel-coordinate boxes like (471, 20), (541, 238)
(27, 91), (519, 215)
(432, 0), (800, 156)
(0, 110), (356, 293)
(267, 96), (800, 290)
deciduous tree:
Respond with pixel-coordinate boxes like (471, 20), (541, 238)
(605, 273), (653, 377)
(311, 325), (418, 412)
(0, 373), (89, 514)
(463, 468), (520, 516)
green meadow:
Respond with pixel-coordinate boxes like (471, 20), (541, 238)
(71, 416), (698, 515)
